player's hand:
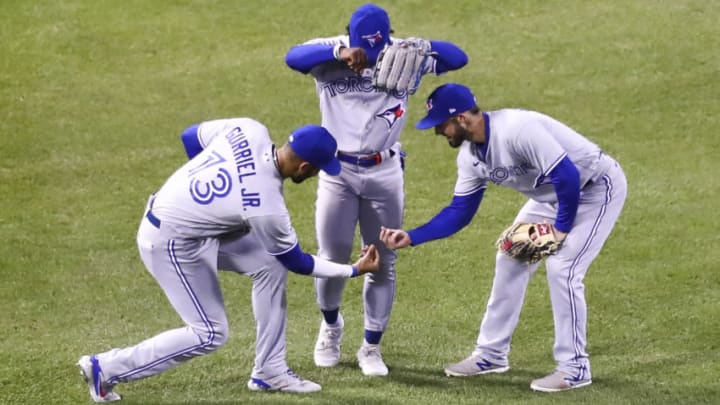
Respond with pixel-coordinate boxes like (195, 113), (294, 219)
(353, 244), (379, 274)
(340, 47), (369, 74)
(380, 226), (412, 249)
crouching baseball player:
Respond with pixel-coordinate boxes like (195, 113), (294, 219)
(77, 119), (379, 402)
(380, 84), (627, 392)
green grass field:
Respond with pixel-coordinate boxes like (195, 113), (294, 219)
(2, 0), (719, 404)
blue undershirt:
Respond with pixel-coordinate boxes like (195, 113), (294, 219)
(180, 124), (202, 159)
(285, 40), (468, 74)
(548, 156), (580, 233)
(275, 244), (315, 275)
(407, 188), (484, 246)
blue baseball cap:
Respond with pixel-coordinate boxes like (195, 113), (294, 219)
(348, 4), (391, 64)
(415, 83), (478, 129)
(288, 125), (342, 175)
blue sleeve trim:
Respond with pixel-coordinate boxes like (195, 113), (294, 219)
(286, 43), (337, 74)
(407, 188), (484, 246)
(429, 40), (468, 75)
(275, 243), (315, 275)
(549, 156), (581, 233)
(181, 124), (202, 159)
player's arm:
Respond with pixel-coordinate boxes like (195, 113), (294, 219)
(517, 121), (580, 235)
(547, 156), (580, 234)
(180, 124), (202, 159)
(285, 37), (345, 74)
(274, 243), (378, 278)
(428, 40), (468, 74)
(407, 187), (484, 245)
(250, 214), (377, 277)
(380, 189), (483, 249)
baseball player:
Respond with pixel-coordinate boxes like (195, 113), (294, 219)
(76, 119), (380, 403)
(380, 83), (627, 392)
(285, 3), (467, 376)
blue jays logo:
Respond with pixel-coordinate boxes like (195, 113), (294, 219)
(376, 104), (405, 128)
(361, 31), (383, 47)
(426, 99), (433, 111)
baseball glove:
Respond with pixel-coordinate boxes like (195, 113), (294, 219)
(372, 38), (434, 95)
(496, 223), (562, 264)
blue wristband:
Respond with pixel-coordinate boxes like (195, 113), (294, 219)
(351, 266), (359, 277)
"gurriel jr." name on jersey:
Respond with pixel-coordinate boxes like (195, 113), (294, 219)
(226, 127), (260, 208)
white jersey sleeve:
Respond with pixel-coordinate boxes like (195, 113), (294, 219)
(247, 214), (298, 256)
(453, 141), (487, 196)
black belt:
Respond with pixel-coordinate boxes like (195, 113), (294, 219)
(337, 150), (395, 167)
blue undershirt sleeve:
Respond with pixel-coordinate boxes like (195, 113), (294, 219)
(407, 188), (484, 246)
(549, 156), (581, 233)
(275, 243), (315, 275)
(429, 40), (468, 74)
(285, 43), (337, 74)
(180, 124), (202, 159)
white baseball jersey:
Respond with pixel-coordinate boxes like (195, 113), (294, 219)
(304, 35), (435, 154)
(151, 118), (297, 254)
(454, 109), (616, 200)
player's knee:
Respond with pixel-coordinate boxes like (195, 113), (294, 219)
(318, 242), (354, 263)
(194, 322), (230, 353)
(366, 262), (396, 284)
(260, 264), (288, 284)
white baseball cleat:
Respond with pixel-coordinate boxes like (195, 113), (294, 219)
(357, 344), (389, 376)
(247, 369), (321, 393)
(313, 315), (344, 367)
(530, 370), (592, 392)
(77, 355), (122, 403)
(444, 354), (509, 377)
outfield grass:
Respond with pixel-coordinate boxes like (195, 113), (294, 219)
(1, 1), (718, 404)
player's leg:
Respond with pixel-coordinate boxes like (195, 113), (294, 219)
(313, 172), (360, 366)
(355, 160), (403, 376)
(80, 219), (229, 401)
(533, 166), (627, 392)
(218, 234), (320, 393)
(446, 200), (546, 377)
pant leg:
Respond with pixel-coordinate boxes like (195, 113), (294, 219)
(474, 199), (550, 361)
(99, 218), (229, 384)
(358, 159), (404, 332)
(546, 164), (627, 378)
(474, 253), (541, 362)
(217, 233), (289, 379)
(314, 171), (360, 311)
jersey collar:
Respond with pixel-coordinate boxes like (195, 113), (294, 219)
(474, 112), (491, 162)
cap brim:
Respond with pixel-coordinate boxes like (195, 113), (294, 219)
(321, 158), (342, 176)
(415, 115), (445, 130)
